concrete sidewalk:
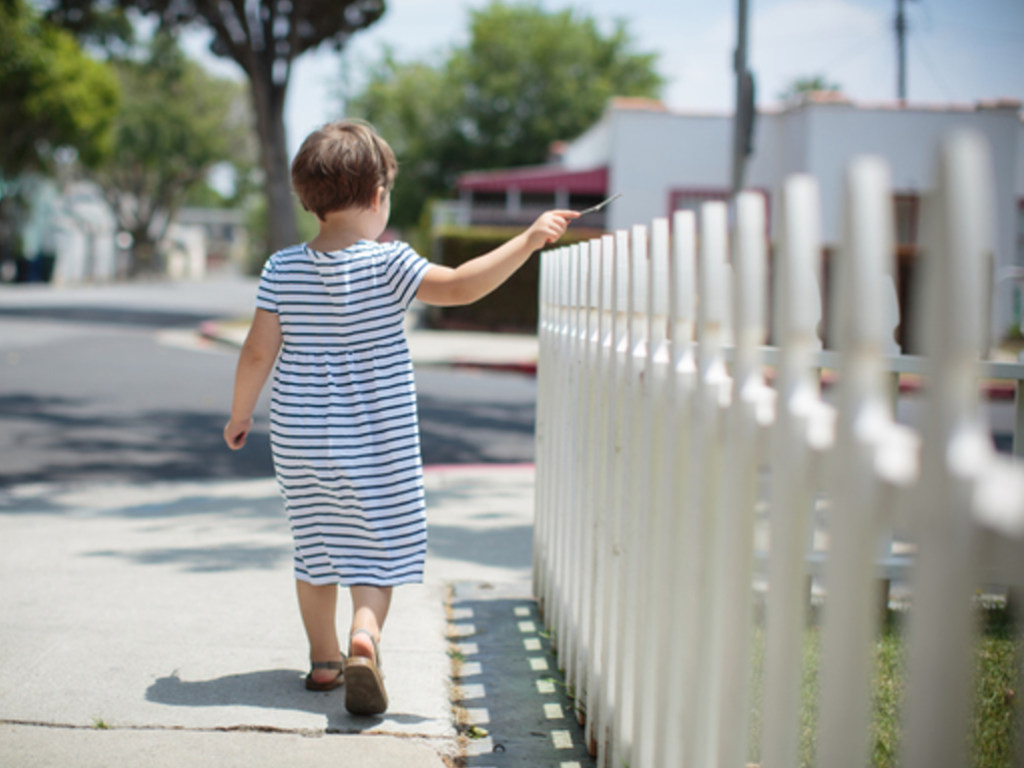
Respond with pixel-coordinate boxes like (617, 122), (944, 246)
(0, 465), (592, 767)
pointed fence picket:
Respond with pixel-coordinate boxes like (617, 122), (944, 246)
(532, 130), (1024, 768)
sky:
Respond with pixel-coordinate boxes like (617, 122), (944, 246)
(183, 0), (1024, 157)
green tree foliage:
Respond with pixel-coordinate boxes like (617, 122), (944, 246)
(96, 31), (252, 273)
(45, 0), (386, 254)
(778, 75), (842, 103)
(353, 52), (462, 233)
(0, 0), (119, 176)
(350, 1), (663, 229)
(453, 2), (663, 170)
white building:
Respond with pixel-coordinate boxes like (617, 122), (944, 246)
(164, 207), (249, 280)
(452, 95), (1024, 342)
(51, 181), (120, 284)
(4, 177), (248, 284)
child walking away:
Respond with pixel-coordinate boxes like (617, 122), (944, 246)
(224, 119), (578, 717)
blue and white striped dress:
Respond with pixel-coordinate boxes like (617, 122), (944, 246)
(256, 240), (431, 586)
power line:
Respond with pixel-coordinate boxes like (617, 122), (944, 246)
(820, 35), (888, 80)
(910, 35), (957, 102)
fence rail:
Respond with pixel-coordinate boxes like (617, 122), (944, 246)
(533, 131), (1024, 768)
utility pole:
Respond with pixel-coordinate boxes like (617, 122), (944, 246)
(895, 0), (915, 105)
(731, 0), (756, 194)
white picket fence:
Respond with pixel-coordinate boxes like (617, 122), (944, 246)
(533, 131), (1024, 768)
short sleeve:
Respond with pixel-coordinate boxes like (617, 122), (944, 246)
(255, 255), (279, 313)
(386, 242), (431, 311)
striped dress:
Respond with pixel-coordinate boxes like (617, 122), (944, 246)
(256, 240), (432, 586)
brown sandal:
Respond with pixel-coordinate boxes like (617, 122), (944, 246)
(304, 658), (345, 691)
(344, 629), (387, 715)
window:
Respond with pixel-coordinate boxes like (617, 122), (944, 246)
(522, 192), (556, 208)
(471, 191), (505, 207)
(569, 194), (605, 211)
(894, 195), (919, 246)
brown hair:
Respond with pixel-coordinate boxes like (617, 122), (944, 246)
(290, 120), (397, 219)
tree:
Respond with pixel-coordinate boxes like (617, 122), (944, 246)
(0, 0), (118, 270)
(778, 75), (842, 103)
(350, 1), (663, 229)
(454, 3), (663, 170)
(96, 31), (253, 273)
(0, 0), (119, 176)
(45, 0), (386, 253)
(351, 51), (463, 233)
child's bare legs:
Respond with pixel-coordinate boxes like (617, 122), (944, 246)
(349, 585), (392, 663)
(296, 580), (345, 685)
(296, 581), (390, 683)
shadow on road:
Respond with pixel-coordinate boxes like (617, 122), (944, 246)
(0, 391), (535, 489)
(428, 523), (532, 570)
(417, 392), (534, 465)
(0, 394), (274, 489)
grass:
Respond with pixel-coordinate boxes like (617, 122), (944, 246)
(746, 606), (1021, 767)
(972, 608), (1021, 768)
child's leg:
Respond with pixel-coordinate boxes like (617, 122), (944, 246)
(296, 580), (345, 683)
(349, 585), (392, 662)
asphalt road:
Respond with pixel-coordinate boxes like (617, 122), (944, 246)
(0, 279), (536, 489)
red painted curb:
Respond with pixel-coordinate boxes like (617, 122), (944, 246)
(423, 462), (535, 473)
(450, 361), (538, 376)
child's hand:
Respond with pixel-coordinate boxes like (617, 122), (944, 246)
(224, 416), (253, 451)
(525, 210), (580, 252)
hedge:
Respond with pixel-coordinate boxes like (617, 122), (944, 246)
(427, 224), (605, 332)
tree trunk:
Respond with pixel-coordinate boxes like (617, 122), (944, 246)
(130, 235), (159, 276)
(249, 68), (299, 255)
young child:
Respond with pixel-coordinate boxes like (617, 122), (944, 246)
(223, 119), (578, 716)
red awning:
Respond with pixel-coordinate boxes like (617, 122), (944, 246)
(458, 165), (608, 195)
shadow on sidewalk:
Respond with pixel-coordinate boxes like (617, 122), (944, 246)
(146, 670), (434, 734)
(85, 541), (289, 572)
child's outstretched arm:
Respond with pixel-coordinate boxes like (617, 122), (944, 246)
(224, 308), (282, 450)
(416, 209), (580, 307)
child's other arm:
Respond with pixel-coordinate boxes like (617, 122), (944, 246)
(416, 209), (579, 307)
(224, 308), (282, 450)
